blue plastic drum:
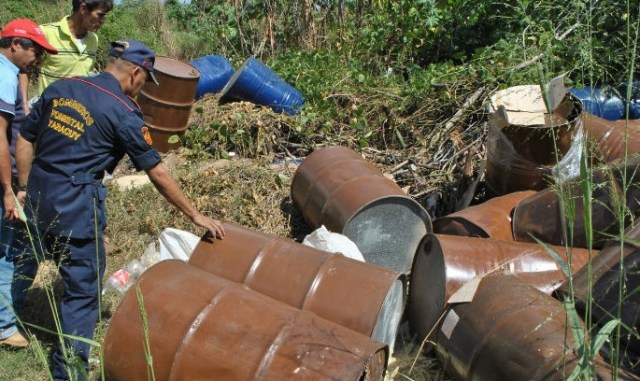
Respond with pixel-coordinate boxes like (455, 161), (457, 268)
(569, 87), (626, 121)
(219, 57), (305, 115)
(190, 55), (234, 99)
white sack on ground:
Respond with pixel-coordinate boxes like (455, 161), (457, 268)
(302, 225), (365, 262)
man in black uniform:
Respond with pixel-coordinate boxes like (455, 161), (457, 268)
(15, 39), (225, 381)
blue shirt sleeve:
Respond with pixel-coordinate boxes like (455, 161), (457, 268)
(0, 78), (17, 117)
(115, 112), (161, 171)
(20, 95), (45, 142)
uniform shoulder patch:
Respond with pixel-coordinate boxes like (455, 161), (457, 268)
(141, 126), (153, 145)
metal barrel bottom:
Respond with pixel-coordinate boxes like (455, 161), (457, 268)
(103, 260), (388, 381)
(432, 190), (535, 241)
(407, 234), (591, 346)
(342, 195), (431, 273)
(291, 146), (431, 274)
(189, 222), (406, 349)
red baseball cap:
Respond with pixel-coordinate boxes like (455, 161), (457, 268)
(1, 18), (58, 54)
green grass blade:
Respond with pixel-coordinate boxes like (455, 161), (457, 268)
(532, 237), (571, 278)
(21, 322), (101, 348)
(592, 319), (620, 354)
(136, 285), (156, 381)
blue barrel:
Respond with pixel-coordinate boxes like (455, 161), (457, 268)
(569, 87), (626, 121)
(219, 57), (305, 115)
(189, 55), (234, 99)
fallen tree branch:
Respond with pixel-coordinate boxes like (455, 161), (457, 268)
(443, 87), (486, 133)
(429, 86), (486, 153)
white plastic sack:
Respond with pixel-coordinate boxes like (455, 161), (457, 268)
(151, 227), (201, 262)
(158, 227), (201, 261)
(302, 225), (365, 262)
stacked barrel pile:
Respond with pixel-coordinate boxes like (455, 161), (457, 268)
(102, 144), (433, 380)
(408, 82), (640, 380)
(104, 80), (640, 380)
(102, 220), (410, 380)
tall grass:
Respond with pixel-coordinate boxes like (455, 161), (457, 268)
(527, 1), (640, 378)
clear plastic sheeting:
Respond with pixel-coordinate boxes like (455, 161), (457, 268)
(552, 119), (584, 182)
(485, 81), (584, 196)
(485, 120), (584, 195)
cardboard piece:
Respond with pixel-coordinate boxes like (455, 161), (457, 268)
(489, 74), (568, 127)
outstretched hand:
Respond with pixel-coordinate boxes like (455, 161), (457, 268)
(192, 213), (225, 239)
(3, 192), (19, 221)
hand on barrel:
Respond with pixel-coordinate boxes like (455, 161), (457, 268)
(192, 213), (225, 239)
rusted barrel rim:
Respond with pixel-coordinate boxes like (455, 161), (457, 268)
(343, 194), (431, 232)
(153, 55), (201, 80)
(371, 276), (406, 348)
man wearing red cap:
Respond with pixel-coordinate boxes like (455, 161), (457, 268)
(0, 19), (57, 349)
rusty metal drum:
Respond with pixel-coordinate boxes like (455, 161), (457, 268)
(137, 56), (200, 152)
(103, 260), (388, 381)
(501, 98), (579, 165)
(485, 92), (583, 196)
(407, 234), (591, 345)
(435, 272), (597, 381)
(556, 222), (640, 371)
(512, 157), (640, 249)
(291, 146), (432, 274)
(189, 222), (405, 349)
(432, 190), (535, 240)
(583, 113), (640, 163)
(484, 151), (553, 196)
(143, 125), (183, 153)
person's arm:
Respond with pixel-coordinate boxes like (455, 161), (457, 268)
(0, 114), (17, 220)
(18, 73), (29, 115)
(15, 134), (33, 206)
(145, 162), (225, 239)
